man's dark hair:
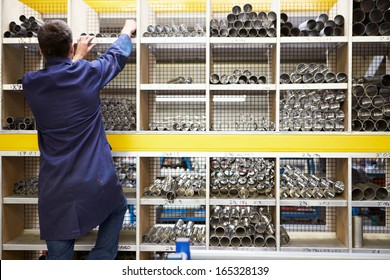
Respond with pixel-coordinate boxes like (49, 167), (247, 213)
(38, 20), (72, 59)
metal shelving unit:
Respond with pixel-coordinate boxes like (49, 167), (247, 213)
(1, 0), (390, 260)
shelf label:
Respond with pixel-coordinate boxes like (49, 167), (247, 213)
(11, 84), (23, 91)
(18, 37), (34, 44)
(371, 250), (381, 254)
(377, 201), (390, 207)
(379, 36), (390, 42)
(301, 152), (321, 158)
(302, 248), (343, 253)
(118, 245), (133, 250)
(229, 200), (248, 206)
(298, 200), (308, 206)
(17, 151), (39, 156)
(162, 152), (181, 157)
(165, 246), (175, 251)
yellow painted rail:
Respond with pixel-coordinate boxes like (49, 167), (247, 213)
(0, 134), (389, 153)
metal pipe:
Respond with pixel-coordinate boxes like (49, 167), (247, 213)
(334, 26), (344, 36)
(290, 27), (301, 36)
(384, 10), (390, 22)
(281, 12), (288, 23)
(371, 108), (383, 120)
(209, 235), (220, 246)
(220, 28), (229, 37)
(265, 234), (276, 247)
(281, 26), (291, 36)
(325, 72), (336, 83)
(353, 216), (363, 248)
(361, 0), (375, 12)
(372, 95), (385, 108)
(352, 119), (363, 131)
(366, 22), (379, 36)
(267, 28), (276, 37)
(336, 72), (348, 83)
(298, 19), (316, 31)
(375, 119), (388, 131)
(334, 15), (345, 26)
(382, 104), (390, 116)
(254, 233), (265, 247)
(353, 8), (366, 23)
(315, 21), (325, 32)
(379, 22), (390, 35)
(241, 235), (253, 247)
(353, 22), (366, 36)
(232, 5), (241, 15)
(210, 73), (220, 84)
(248, 28), (257, 37)
(320, 26), (334, 36)
(238, 28), (248, 37)
(363, 119), (375, 131)
(290, 73), (302, 84)
(370, 9), (384, 23)
(353, 85), (365, 97)
(377, 0), (390, 11)
(258, 75), (267, 84)
(375, 186), (390, 200)
(227, 13), (237, 24)
(316, 14), (329, 23)
(258, 28), (267, 37)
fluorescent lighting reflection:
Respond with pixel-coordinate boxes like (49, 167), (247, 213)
(213, 95), (246, 102)
(155, 95), (206, 102)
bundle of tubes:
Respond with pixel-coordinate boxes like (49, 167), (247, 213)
(13, 176), (38, 196)
(280, 63), (348, 84)
(280, 13), (344, 37)
(100, 97), (136, 131)
(143, 24), (205, 37)
(280, 164), (345, 199)
(210, 206), (285, 247)
(142, 220), (206, 245)
(113, 157), (136, 189)
(211, 114), (275, 131)
(352, 75), (390, 132)
(210, 4), (276, 38)
(167, 76), (193, 84)
(149, 115), (206, 131)
(6, 116), (35, 130)
(143, 173), (206, 201)
(80, 32), (119, 38)
(210, 69), (267, 85)
(280, 89), (345, 131)
(352, 182), (390, 200)
(4, 15), (42, 38)
(210, 157), (275, 199)
(353, 0), (390, 36)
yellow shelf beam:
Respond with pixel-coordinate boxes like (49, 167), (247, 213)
(0, 134), (389, 153)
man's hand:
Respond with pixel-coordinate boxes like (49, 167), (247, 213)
(121, 19), (137, 38)
(72, 36), (96, 62)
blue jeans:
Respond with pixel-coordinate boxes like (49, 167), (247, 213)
(46, 199), (127, 260)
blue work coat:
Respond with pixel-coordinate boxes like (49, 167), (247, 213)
(22, 34), (132, 240)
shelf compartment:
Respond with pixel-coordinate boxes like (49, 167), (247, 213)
(351, 42), (390, 132)
(210, 1), (276, 39)
(140, 43), (206, 84)
(139, 206), (206, 260)
(211, 91), (276, 132)
(280, 206), (349, 251)
(140, 90), (206, 132)
(280, 158), (348, 200)
(280, 0), (348, 37)
(210, 43), (276, 84)
(71, 0), (136, 40)
(2, 229), (136, 252)
(209, 157), (276, 199)
(209, 205), (277, 250)
(280, 88), (347, 132)
(2, 0), (68, 40)
(352, 207), (390, 252)
(140, 0), (206, 39)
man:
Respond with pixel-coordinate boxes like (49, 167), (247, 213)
(22, 19), (136, 260)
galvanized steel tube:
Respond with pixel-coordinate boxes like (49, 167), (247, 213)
(353, 216), (363, 248)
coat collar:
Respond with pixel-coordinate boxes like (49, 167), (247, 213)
(45, 57), (73, 67)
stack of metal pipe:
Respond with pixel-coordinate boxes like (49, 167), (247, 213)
(211, 113), (275, 132)
(167, 76), (193, 84)
(100, 97), (136, 131)
(281, 12), (345, 37)
(4, 15), (42, 38)
(210, 206), (280, 247)
(114, 157), (136, 189)
(210, 69), (267, 85)
(352, 182), (390, 200)
(280, 89), (346, 131)
(142, 220), (206, 245)
(353, 0), (390, 36)
(210, 157), (275, 199)
(13, 176), (39, 196)
(6, 116), (36, 130)
(210, 4), (276, 37)
(149, 115), (207, 131)
(280, 164), (345, 199)
(352, 75), (390, 131)
(280, 63), (348, 84)
(143, 24), (205, 37)
(143, 173), (206, 201)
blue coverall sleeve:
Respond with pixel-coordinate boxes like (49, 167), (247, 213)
(90, 34), (133, 89)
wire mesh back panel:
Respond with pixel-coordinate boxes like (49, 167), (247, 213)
(147, 90), (206, 131)
(84, 0), (136, 36)
(22, 1), (68, 22)
(148, 44), (206, 84)
(143, 0), (206, 37)
(211, 91), (275, 132)
(352, 42), (390, 132)
(24, 157), (40, 230)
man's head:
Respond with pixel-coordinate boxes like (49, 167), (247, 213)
(38, 20), (73, 59)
